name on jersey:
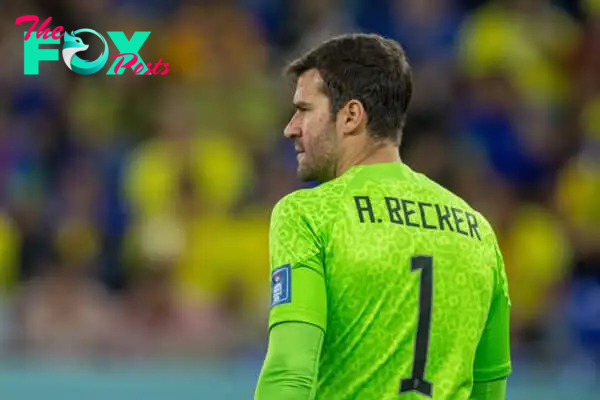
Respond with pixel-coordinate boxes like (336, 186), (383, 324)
(353, 196), (481, 241)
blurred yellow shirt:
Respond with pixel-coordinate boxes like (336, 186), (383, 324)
(501, 203), (571, 323)
(0, 212), (19, 292)
(458, 2), (580, 105)
(123, 129), (268, 311)
(175, 210), (270, 314)
(554, 97), (600, 239)
(583, 0), (600, 15)
(555, 156), (600, 234)
(581, 97), (600, 141)
(123, 133), (251, 219)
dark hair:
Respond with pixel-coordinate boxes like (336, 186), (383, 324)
(284, 33), (413, 143)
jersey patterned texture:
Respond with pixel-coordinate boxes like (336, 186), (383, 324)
(268, 162), (511, 400)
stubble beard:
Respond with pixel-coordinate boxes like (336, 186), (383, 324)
(297, 127), (338, 183)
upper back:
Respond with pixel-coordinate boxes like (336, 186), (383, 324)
(292, 162), (503, 399)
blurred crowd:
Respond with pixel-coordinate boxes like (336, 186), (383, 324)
(0, 0), (598, 370)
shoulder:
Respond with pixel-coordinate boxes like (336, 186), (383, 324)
(272, 178), (349, 219)
(418, 170), (490, 220)
(271, 188), (315, 221)
(415, 170), (499, 243)
(269, 190), (317, 241)
(270, 178), (352, 240)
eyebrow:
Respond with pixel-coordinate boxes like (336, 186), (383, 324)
(293, 100), (311, 109)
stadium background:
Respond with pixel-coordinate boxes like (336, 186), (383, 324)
(0, 0), (599, 398)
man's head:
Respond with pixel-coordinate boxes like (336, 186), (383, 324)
(283, 33), (413, 182)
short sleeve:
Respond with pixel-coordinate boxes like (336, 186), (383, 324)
(268, 194), (327, 332)
(473, 245), (512, 381)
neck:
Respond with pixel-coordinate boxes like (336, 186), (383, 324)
(336, 139), (401, 178)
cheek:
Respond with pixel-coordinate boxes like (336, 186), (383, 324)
(305, 114), (328, 140)
(303, 126), (322, 153)
(301, 111), (333, 153)
(309, 130), (335, 159)
(303, 115), (318, 133)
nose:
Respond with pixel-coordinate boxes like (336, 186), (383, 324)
(284, 113), (301, 139)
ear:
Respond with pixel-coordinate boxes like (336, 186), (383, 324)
(337, 99), (365, 136)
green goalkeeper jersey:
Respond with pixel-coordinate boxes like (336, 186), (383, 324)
(268, 162), (511, 400)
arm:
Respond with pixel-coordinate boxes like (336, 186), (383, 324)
(470, 378), (507, 400)
(254, 322), (324, 400)
(472, 245), (511, 398)
(255, 194), (328, 399)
